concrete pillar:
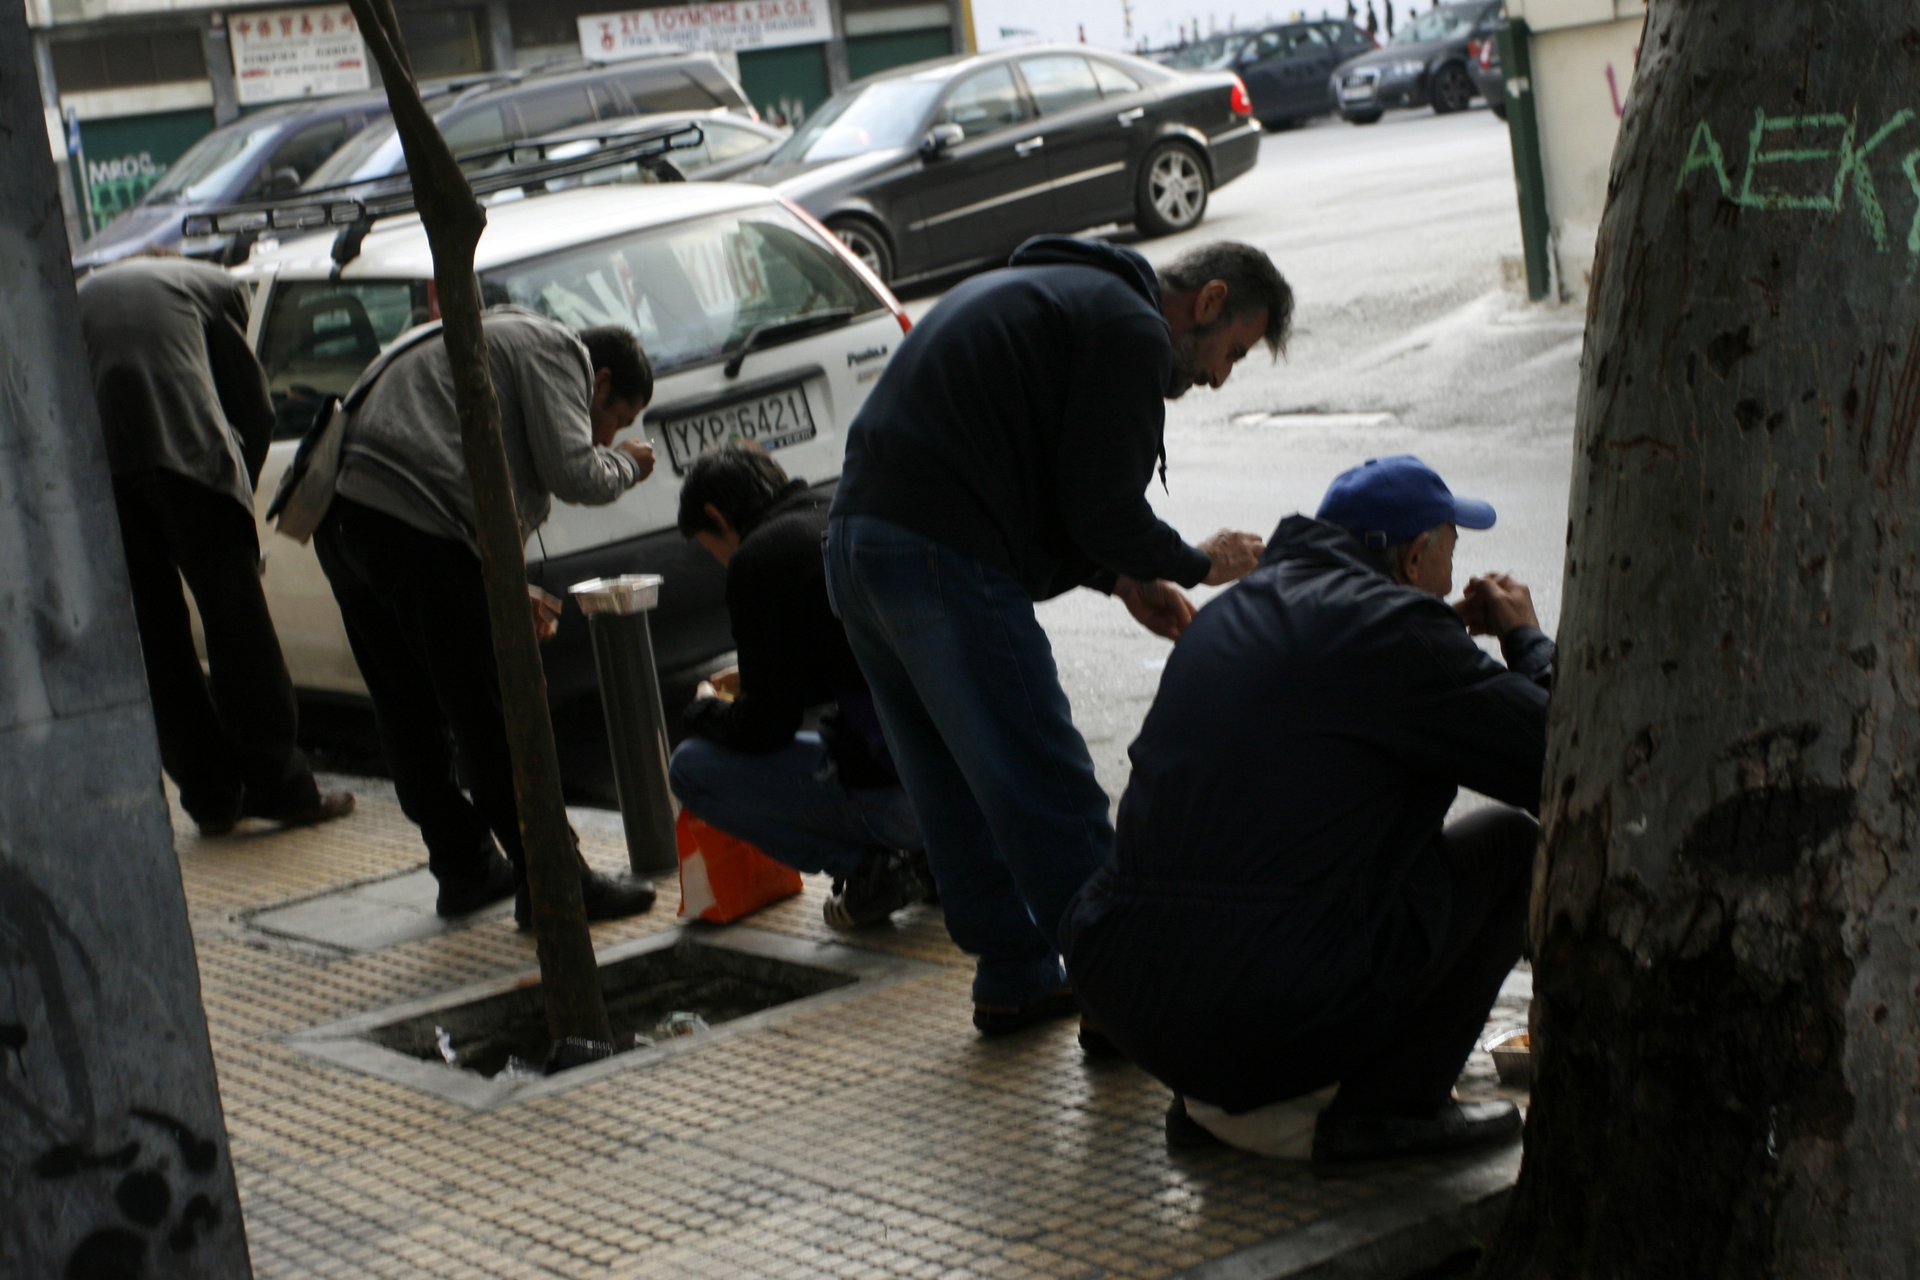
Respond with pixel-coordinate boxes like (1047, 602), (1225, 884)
(0, 5), (254, 1278)
(484, 0), (514, 73)
(204, 12), (241, 126)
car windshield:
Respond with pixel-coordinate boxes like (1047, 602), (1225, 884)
(258, 279), (434, 439)
(1163, 33), (1252, 68)
(768, 80), (944, 163)
(480, 204), (884, 374)
(141, 121), (285, 205)
(1391, 6), (1478, 44)
(305, 117), (397, 188)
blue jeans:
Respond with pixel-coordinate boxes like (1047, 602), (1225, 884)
(668, 732), (921, 882)
(825, 515), (1112, 1007)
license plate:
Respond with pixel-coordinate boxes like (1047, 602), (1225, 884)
(659, 384), (818, 474)
(1340, 84), (1375, 101)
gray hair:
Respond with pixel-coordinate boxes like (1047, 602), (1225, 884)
(1365, 526), (1445, 583)
(1160, 241), (1295, 357)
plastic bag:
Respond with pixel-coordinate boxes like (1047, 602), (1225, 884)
(675, 807), (802, 923)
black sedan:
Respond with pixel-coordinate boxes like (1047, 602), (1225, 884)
(741, 46), (1261, 287)
(1331, 0), (1502, 124)
(1230, 19), (1377, 129)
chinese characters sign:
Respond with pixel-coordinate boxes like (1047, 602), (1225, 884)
(579, 1), (831, 59)
(231, 6), (370, 105)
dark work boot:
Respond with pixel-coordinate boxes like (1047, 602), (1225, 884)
(435, 849), (517, 919)
(515, 869), (657, 931)
(1311, 1100), (1521, 1168)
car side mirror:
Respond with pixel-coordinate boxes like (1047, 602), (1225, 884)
(267, 166), (302, 195)
(921, 123), (965, 159)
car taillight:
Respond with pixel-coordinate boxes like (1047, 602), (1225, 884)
(779, 197), (911, 334)
(1229, 75), (1253, 117)
(1468, 38), (1482, 61)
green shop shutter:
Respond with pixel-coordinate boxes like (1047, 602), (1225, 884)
(846, 27), (952, 82)
(737, 43), (831, 126)
(76, 108), (214, 233)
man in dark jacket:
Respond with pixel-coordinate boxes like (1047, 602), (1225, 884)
(1062, 455), (1550, 1166)
(826, 237), (1290, 1035)
(668, 446), (926, 929)
(78, 254), (352, 836)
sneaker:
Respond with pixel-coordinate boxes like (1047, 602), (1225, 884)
(903, 848), (939, 905)
(435, 850), (517, 919)
(1311, 1100), (1521, 1168)
(514, 869), (658, 931)
(972, 986), (1079, 1037)
(823, 848), (919, 930)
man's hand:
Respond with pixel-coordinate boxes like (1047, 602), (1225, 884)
(696, 666), (741, 703)
(1199, 529), (1264, 586)
(529, 585), (562, 642)
(1117, 576), (1197, 640)
(1458, 573), (1539, 638)
(616, 437), (656, 481)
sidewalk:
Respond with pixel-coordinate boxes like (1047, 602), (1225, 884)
(176, 777), (1525, 1280)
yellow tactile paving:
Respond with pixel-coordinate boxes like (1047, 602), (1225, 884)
(171, 777), (1462, 1278)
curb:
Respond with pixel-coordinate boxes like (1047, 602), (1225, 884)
(1170, 1144), (1521, 1280)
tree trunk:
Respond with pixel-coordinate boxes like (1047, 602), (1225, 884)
(1483, 2), (1920, 1274)
(345, 0), (612, 1049)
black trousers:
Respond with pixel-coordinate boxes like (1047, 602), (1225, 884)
(1328, 804), (1537, 1114)
(115, 472), (318, 825)
(313, 496), (530, 885)
(1066, 804), (1537, 1115)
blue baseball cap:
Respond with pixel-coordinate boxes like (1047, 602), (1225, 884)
(1316, 455), (1497, 548)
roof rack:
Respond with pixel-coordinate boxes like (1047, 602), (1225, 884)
(182, 121), (703, 271)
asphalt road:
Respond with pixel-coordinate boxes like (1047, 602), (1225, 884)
(1018, 105), (1588, 805)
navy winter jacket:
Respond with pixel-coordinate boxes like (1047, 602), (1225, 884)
(830, 236), (1212, 599)
(1060, 515), (1553, 1110)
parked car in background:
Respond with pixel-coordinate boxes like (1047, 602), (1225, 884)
(1467, 24), (1508, 119)
(1155, 30), (1259, 71)
(533, 110), (787, 183)
(232, 179), (910, 711)
(301, 55), (751, 193)
(1331, 0), (1502, 124)
(743, 46), (1260, 287)
(1233, 19), (1376, 128)
(71, 90), (406, 270)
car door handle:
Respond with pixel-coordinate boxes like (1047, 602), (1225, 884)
(1015, 136), (1045, 156)
(1117, 108), (1145, 126)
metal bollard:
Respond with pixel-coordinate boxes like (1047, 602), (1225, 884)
(569, 575), (678, 875)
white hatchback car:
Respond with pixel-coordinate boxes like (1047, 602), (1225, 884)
(231, 180), (910, 710)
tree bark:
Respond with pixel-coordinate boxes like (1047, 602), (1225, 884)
(344, 0), (612, 1049)
(1484, 2), (1920, 1274)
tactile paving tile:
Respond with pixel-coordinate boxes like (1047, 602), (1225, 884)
(167, 777), (1508, 1278)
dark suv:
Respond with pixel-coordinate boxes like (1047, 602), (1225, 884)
(303, 55), (751, 192)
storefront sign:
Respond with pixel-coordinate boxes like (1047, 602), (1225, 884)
(231, 5), (370, 105)
(579, 1), (831, 59)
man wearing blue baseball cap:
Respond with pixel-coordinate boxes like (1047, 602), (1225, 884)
(1060, 455), (1554, 1166)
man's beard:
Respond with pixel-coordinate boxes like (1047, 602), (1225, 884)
(1166, 318), (1222, 399)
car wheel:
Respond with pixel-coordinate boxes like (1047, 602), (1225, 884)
(1431, 62), (1476, 114)
(828, 217), (893, 285)
(1136, 143), (1210, 237)
(1345, 109), (1384, 125)
(1491, 100), (1509, 121)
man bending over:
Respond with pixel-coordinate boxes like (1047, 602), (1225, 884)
(1062, 456), (1552, 1166)
(669, 445), (927, 929)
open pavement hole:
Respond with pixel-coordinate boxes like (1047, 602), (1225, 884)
(289, 927), (930, 1109)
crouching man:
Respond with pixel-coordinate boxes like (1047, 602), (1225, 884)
(1061, 456), (1552, 1167)
(668, 445), (927, 929)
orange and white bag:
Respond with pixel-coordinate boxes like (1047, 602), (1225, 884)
(675, 808), (803, 923)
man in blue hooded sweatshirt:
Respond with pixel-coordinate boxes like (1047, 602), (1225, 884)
(826, 237), (1292, 1036)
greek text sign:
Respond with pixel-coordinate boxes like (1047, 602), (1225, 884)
(579, 1), (831, 59)
(231, 5), (370, 105)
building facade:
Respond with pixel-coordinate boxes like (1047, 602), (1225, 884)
(28, 0), (975, 251)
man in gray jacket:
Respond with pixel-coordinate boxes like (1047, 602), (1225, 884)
(314, 307), (658, 922)
(79, 254), (352, 836)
